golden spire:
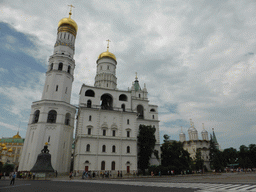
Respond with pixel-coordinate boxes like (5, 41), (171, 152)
(68, 4), (75, 18)
(45, 142), (49, 146)
(202, 123), (205, 130)
(106, 39), (111, 51)
(135, 72), (138, 80)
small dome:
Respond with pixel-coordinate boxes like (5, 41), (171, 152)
(2, 146), (7, 150)
(13, 132), (21, 139)
(1, 143), (6, 147)
(188, 127), (194, 132)
(98, 50), (116, 61)
(58, 17), (78, 32)
(202, 129), (208, 133)
(8, 148), (13, 152)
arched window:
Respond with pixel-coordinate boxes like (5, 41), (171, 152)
(102, 145), (106, 152)
(150, 108), (156, 112)
(85, 90), (95, 97)
(101, 161), (105, 170)
(152, 115), (154, 119)
(127, 119), (129, 124)
(86, 144), (90, 152)
(87, 100), (92, 108)
(65, 113), (71, 125)
(58, 63), (63, 71)
(50, 63), (53, 71)
(127, 131), (130, 138)
(127, 146), (130, 153)
(101, 94), (113, 110)
(112, 145), (116, 153)
(137, 105), (144, 119)
(103, 129), (106, 136)
(112, 130), (116, 137)
(47, 110), (57, 123)
(107, 65), (110, 70)
(89, 115), (92, 121)
(119, 94), (127, 101)
(88, 128), (91, 135)
(111, 161), (115, 170)
(32, 110), (40, 123)
(121, 104), (125, 112)
(56, 85), (58, 91)
(139, 94), (141, 98)
(67, 66), (71, 74)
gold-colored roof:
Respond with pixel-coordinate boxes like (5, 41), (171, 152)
(98, 50), (116, 61)
(2, 146), (7, 150)
(1, 143), (5, 147)
(58, 17), (78, 31)
(8, 148), (13, 152)
(13, 132), (21, 139)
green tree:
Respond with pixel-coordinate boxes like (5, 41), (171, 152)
(195, 149), (204, 171)
(3, 163), (14, 175)
(209, 136), (223, 171)
(137, 124), (156, 175)
(161, 135), (191, 172)
(222, 147), (238, 166)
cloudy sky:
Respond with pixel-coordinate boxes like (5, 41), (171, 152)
(1, 0), (256, 150)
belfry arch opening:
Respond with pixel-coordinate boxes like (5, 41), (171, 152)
(85, 90), (95, 97)
(137, 105), (144, 119)
(101, 94), (113, 110)
(119, 94), (127, 101)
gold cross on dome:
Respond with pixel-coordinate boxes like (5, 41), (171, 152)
(68, 4), (75, 17)
(106, 39), (111, 51)
(135, 72), (138, 80)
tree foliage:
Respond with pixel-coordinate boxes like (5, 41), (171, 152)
(137, 124), (156, 174)
(195, 149), (204, 171)
(161, 134), (192, 172)
(209, 136), (224, 171)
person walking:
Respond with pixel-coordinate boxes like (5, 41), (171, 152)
(10, 173), (16, 185)
(69, 172), (73, 180)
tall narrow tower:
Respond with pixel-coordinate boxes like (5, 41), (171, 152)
(19, 7), (78, 173)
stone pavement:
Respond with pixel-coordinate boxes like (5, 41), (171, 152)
(51, 172), (256, 184)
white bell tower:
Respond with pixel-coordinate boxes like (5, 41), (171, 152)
(19, 6), (78, 173)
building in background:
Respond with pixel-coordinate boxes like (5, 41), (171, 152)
(179, 120), (214, 170)
(0, 132), (25, 169)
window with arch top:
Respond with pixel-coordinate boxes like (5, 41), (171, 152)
(121, 104), (125, 112)
(87, 100), (92, 108)
(101, 161), (105, 170)
(58, 63), (63, 71)
(50, 63), (53, 71)
(101, 94), (113, 110)
(127, 146), (130, 153)
(65, 113), (71, 125)
(102, 145), (106, 152)
(137, 105), (144, 119)
(85, 90), (95, 97)
(67, 65), (71, 74)
(112, 145), (116, 153)
(86, 144), (90, 152)
(32, 110), (40, 124)
(111, 161), (115, 170)
(119, 94), (127, 101)
(47, 110), (57, 123)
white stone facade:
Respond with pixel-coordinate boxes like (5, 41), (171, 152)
(180, 122), (211, 170)
(19, 16), (77, 173)
(74, 57), (160, 175)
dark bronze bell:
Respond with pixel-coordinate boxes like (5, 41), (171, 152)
(30, 143), (54, 172)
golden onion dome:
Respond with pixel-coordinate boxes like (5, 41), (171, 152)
(2, 146), (7, 150)
(98, 50), (116, 61)
(58, 17), (78, 32)
(1, 143), (5, 147)
(8, 148), (13, 152)
(13, 132), (21, 139)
